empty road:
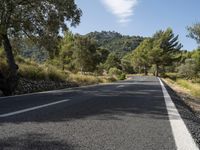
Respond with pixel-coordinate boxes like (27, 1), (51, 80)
(0, 76), (199, 150)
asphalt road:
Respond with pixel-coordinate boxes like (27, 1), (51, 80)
(0, 76), (199, 150)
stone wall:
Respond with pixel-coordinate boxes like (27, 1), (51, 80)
(12, 78), (78, 96)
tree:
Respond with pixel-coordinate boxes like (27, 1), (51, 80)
(121, 52), (135, 74)
(59, 31), (75, 70)
(73, 36), (99, 72)
(187, 23), (200, 45)
(0, 0), (82, 94)
(149, 28), (182, 76)
(96, 48), (110, 64)
(85, 31), (144, 52)
(191, 49), (200, 72)
(132, 39), (152, 75)
(104, 53), (121, 71)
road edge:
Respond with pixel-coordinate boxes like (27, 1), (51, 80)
(158, 78), (199, 150)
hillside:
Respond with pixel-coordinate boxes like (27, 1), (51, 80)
(85, 31), (145, 52)
(17, 31), (145, 62)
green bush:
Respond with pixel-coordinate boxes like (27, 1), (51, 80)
(108, 67), (126, 80)
(118, 73), (126, 80)
(178, 59), (199, 79)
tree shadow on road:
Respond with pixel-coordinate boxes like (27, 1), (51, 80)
(0, 83), (182, 124)
(0, 133), (76, 150)
(1, 81), (199, 149)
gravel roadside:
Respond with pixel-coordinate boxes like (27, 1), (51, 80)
(163, 80), (200, 148)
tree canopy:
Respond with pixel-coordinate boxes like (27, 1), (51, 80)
(128, 28), (182, 76)
(187, 23), (200, 45)
(0, 0), (82, 95)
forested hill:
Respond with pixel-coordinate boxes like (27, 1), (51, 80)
(85, 31), (145, 52)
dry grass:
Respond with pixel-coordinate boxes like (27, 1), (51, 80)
(176, 79), (200, 98)
(164, 78), (200, 99)
(0, 55), (116, 86)
(69, 73), (116, 85)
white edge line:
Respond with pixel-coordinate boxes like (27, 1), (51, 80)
(158, 78), (199, 150)
(0, 99), (70, 118)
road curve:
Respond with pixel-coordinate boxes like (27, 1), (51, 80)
(0, 76), (199, 150)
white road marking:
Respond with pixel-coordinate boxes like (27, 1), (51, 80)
(158, 78), (199, 150)
(0, 99), (70, 118)
(117, 85), (125, 88)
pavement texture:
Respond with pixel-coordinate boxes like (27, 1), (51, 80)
(0, 76), (199, 150)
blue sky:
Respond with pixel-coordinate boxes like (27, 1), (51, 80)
(70, 0), (200, 50)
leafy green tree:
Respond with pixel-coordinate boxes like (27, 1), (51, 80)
(96, 48), (110, 64)
(191, 49), (200, 72)
(187, 23), (200, 45)
(149, 28), (182, 76)
(73, 37), (98, 72)
(108, 67), (126, 80)
(132, 39), (152, 75)
(179, 50), (192, 63)
(59, 31), (75, 70)
(148, 39), (164, 76)
(0, 0), (82, 94)
(121, 52), (135, 74)
(86, 31), (144, 53)
(104, 53), (121, 71)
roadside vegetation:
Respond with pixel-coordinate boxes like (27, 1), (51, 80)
(0, 0), (200, 98)
(164, 73), (200, 98)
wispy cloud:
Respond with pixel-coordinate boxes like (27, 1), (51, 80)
(101, 0), (138, 24)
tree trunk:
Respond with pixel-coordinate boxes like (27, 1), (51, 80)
(1, 34), (19, 95)
(144, 66), (148, 76)
(155, 64), (159, 77)
(2, 34), (18, 75)
(138, 66), (141, 74)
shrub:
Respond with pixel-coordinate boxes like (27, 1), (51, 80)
(118, 73), (126, 80)
(178, 59), (199, 79)
(109, 67), (126, 80)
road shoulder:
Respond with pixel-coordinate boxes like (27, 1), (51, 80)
(162, 79), (200, 148)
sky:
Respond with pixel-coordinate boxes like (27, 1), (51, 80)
(70, 0), (200, 50)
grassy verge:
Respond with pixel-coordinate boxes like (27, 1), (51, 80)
(164, 73), (200, 99)
(0, 56), (117, 88)
(68, 73), (116, 85)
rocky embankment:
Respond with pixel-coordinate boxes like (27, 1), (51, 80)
(0, 78), (78, 96)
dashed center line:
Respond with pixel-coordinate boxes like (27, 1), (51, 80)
(0, 99), (70, 118)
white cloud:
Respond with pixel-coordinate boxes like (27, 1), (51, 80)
(101, 0), (138, 24)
